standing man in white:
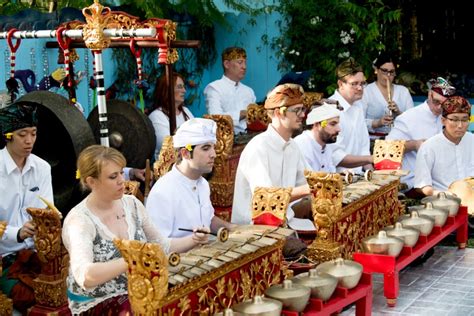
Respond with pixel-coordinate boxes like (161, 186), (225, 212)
(204, 47), (256, 134)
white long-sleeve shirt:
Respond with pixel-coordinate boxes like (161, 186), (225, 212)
(327, 90), (371, 173)
(0, 148), (53, 256)
(204, 75), (256, 134)
(146, 165), (214, 237)
(232, 125), (308, 224)
(294, 130), (336, 172)
(362, 82), (414, 134)
(414, 132), (474, 192)
(386, 101), (442, 189)
(148, 107), (194, 158)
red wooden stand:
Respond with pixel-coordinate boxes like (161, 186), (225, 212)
(353, 205), (468, 307)
(281, 272), (372, 316)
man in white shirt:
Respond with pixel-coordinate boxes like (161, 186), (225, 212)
(0, 101), (53, 313)
(386, 77), (456, 193)
(232, 83), (311, 225)
(147, 118), (234, 242)
(204, 47), (256, 134)
(294, 102), (341, 172)
(328, 58), (373, 173)
(414, 96), (474, 196)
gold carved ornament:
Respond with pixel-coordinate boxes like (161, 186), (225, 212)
(196, 248), (283, 314)
(373, 139), (406, 170)
(303, 92), (324, 109)
(246, 103), (271, 130)
(27, 197), (69, 307)
(304, 171), (343, 262)
(114, 239), (169, 315)
(203, 114), (234, 162)
(153, 135), (177, 181)
(81, 0), (113, 50)
(251, 187), (292, 226)
(124, 180), (144, 203)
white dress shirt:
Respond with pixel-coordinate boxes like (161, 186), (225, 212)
(148, 107), (194, 158)
(0, 148), (53, 256)
(362, 82), (414, 134)
(294, 130), (336, 172)
(386, 101), (442, 189)
(414, 132), (474, 191)
(146, 165), (214, 238)
(204, 75), (256, 134)
(232, 125), (308, 224)
(328, 90), (371, 173)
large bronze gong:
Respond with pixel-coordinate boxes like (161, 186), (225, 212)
(18, 91), (96, 214)
(87, 100), (156, 168)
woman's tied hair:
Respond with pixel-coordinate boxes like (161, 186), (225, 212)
(336, 57), (363, 80)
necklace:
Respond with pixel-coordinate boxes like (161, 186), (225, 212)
(116, 212), (126, 220)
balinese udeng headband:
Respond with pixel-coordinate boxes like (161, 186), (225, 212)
(222, 47), (247, 61)
(173, 118), (217, 149)
(427, 77), (456, 97)
(306, 103), (341, 125)
(441, 96), (471, 117)
(0, 101), (38, 136)
(264, 83), (304, 110)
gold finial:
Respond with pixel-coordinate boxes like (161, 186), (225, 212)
(39, 196), (63, 219)
(82, 0), (112, 50)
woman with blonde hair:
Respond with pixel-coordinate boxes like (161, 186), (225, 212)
(62, 145), (207, 315)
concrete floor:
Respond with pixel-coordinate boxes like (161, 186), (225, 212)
(343, 246), (474, 315)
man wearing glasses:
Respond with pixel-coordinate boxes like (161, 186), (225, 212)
(231, 84), (312, 225)
(414, 96), (473, 196)
(328, 58), (373, 173)
(387, 77), (455, 196)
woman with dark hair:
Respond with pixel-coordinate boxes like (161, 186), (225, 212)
(362, 52), (413, 136)
(149, 73), (194, 158)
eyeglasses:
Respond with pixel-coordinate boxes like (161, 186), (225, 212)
(175, 84), (186, 90)
(430, 93), (445, 106)
(344, 80), (367, 89)
(379, 67), (396, 76)
(445, 117), (470, 125)
(285, 106), (306, 115)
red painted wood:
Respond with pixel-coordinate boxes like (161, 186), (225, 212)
(281, 272), (372, 316)
(353, 205), (468, 307)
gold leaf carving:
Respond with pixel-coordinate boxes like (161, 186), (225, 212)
(154, 136), (177, 181)
(115, 239), (168, 315)
(373, 139), (406, 165)
(251, 187), (292, 224)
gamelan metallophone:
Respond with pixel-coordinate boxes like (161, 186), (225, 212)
(115, 225), (294, 315)
(305, 171), (404, 263)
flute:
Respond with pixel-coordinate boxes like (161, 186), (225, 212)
(386, 77), (394, 127)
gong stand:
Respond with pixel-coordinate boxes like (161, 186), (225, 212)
(0, 1), (158, 146)
(45, 36), (201, 135)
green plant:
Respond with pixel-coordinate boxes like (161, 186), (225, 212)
(272, 0), (401, 95)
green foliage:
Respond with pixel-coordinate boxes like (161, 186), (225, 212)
(272, 0), (401, 95)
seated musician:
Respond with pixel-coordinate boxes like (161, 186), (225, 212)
(232, 83), (313, 224)
(204, 47), (256, 134)
(414, 96), (474, 196)
(0, 101), (53, 314)
(294, 102), (341, 172)
(328, 58), (374, 173)
(146, 118), (234, 241)
(62, 145), (201, 315)
(386, 77), (455, 196)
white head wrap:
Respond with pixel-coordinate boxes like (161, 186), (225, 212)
(306, 103), (340, 125)
(173, 118), (217, 148)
